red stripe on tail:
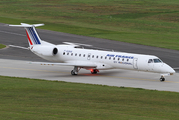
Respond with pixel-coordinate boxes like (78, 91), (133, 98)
(25, 30), (33, 45)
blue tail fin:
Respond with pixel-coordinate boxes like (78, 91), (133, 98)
(25, 27), (41, 45)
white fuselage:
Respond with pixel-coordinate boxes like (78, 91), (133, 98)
(31, 44), (175, 74)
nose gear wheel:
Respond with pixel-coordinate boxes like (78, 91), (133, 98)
(160, 76), (165, 82)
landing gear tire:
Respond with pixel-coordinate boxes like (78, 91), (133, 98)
(71, 70), (77, 75)
(160, 77), (165, 82)
(71, 66), (80, 75)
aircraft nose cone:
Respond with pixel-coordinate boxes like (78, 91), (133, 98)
(163, 63), (175, 74)
(170, 68), (176, 74)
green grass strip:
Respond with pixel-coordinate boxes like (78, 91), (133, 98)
(0, 44), (6, 49)
(0, 75), (179, 120)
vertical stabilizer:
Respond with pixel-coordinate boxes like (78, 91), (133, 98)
(25, 26), (41, 46)
(9, 23), (44, 46)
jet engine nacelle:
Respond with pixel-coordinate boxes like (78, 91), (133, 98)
(31, 45), (58, 56)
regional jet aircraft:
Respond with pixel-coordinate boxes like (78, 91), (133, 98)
(9, 23), (175, 81)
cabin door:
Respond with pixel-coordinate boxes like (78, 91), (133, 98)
(147, 60), (154, 71)
(133, 58), (138, 69)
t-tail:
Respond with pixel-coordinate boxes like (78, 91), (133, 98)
(9, 23), (58, 58)
(9, 23), (44, 47)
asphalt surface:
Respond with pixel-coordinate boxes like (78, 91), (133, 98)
(0, 22), (179, 92)
(0, 59), (179, 92)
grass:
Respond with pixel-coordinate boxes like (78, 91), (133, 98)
(0, 0), (179, 50)
(0, 44), (6, 49)
(0, 75), (179, 120)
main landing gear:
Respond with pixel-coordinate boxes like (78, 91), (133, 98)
(71, 67), (99, 75)
(71, 66), (80, 75)
(160, 76), (165, 82)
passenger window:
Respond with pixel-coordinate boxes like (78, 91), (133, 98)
(127, 59), (129, 61)
(101, 56), (103, 59)
(96, 56), (98, 58)
(122, 59), (124, 61)
(75, 53), (77, 56)
(63, 52), (65, 55)
(109, 57), (111, 60)
(83, 54), (85, 57)
(113, 57), (115, 60)
(92, 55), (94, 58)
(67, 53), (69, 55)
(118, 58), (120, 61)
(79, 54), (81, 57)
(105, 57), (107, 59)
(71, 53), (73, 56)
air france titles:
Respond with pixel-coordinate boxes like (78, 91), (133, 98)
(64, 50), (72, 53)
(106, 54), (133, 65)
(106, 54), (134, 59)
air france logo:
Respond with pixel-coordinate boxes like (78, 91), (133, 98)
(106, 54), (134, 59)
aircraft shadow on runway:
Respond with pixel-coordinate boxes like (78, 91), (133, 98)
(43, 70), (128, 78)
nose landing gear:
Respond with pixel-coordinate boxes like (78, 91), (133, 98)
(160, 76), (165, 82)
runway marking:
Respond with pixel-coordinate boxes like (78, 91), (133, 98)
(0, 66), (68, 74)
(104, 75), (179, 83)
(0, 30), (26, 37)
(103, 75), (157, 82)
(1, 66), (179, 83)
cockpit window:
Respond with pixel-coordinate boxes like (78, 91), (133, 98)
(148, 59), (153, 63)
(153, 59), (162, 63)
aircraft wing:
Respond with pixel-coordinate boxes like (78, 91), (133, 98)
(29, 61), (97, 68)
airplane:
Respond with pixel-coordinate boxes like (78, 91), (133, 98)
(9, 23), (175, 82)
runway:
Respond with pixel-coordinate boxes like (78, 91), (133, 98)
(0, 59), (179, 92)
(0, 22), (179, 92)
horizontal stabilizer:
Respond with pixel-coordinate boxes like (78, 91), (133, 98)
(9, 45), (29, 50)
(9, 23), (44, 27)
